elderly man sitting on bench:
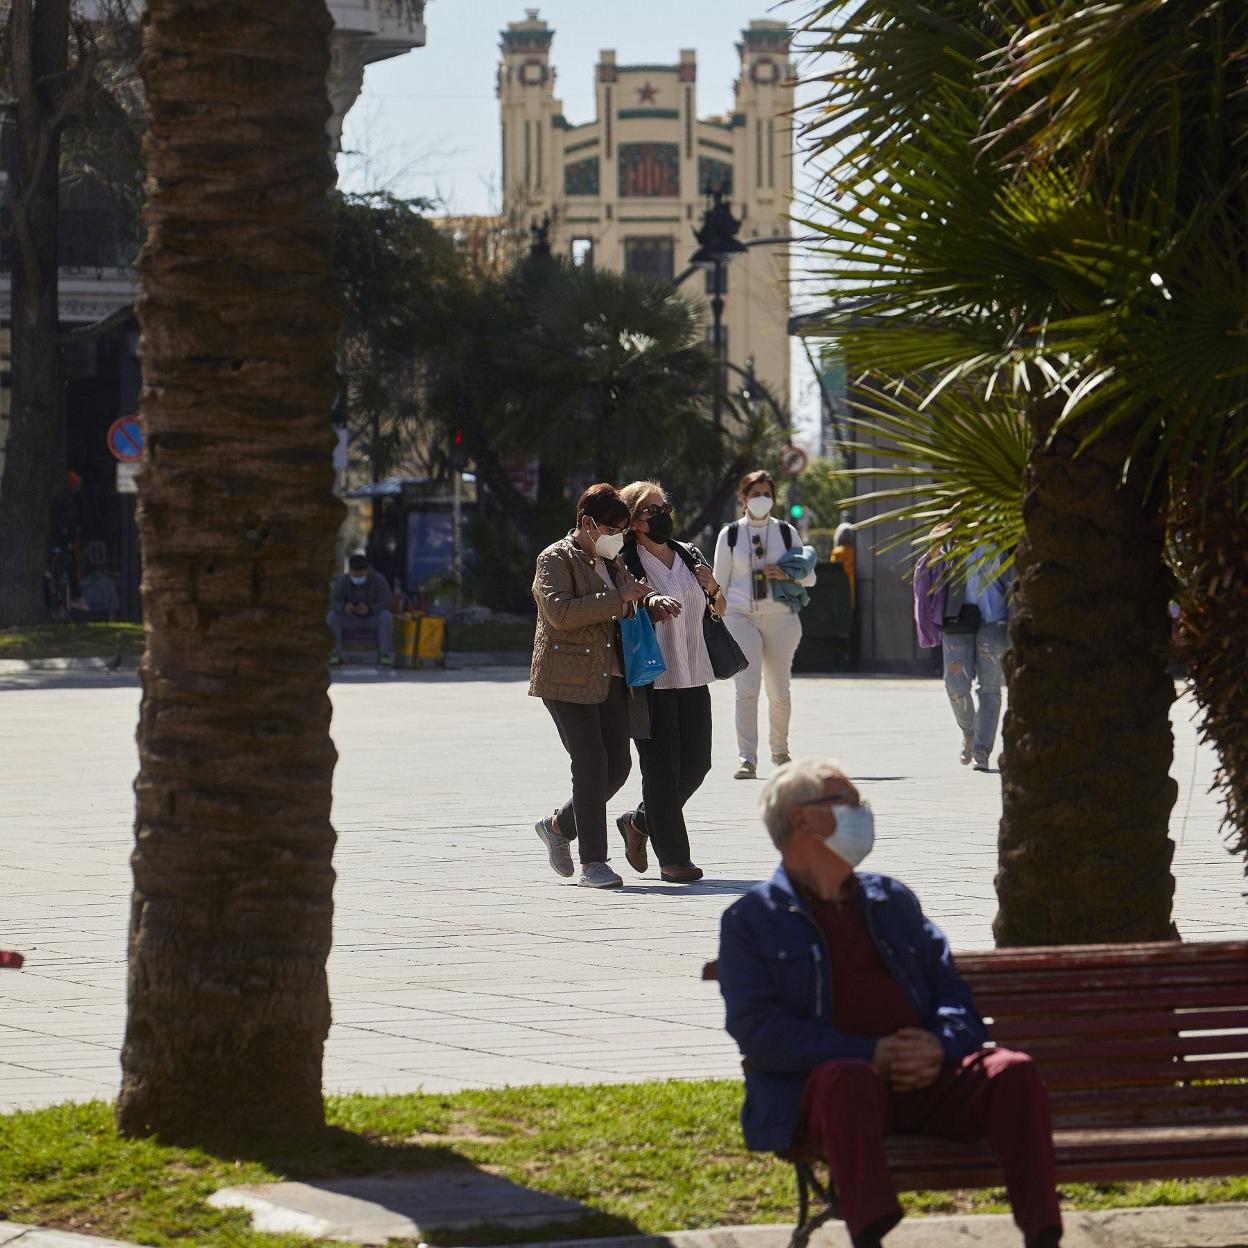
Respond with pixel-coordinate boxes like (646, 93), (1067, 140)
(717, 759), (1062, 1248)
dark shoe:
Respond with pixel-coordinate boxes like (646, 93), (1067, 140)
(660, 863), (704, 884)
(616, 810), (649, 874)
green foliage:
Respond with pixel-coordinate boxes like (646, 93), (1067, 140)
(796, 455), (852, 531)
(835, 382), (1030, 573)
(331, 192), (469, 483)
(3, 1090), (1246, 1247)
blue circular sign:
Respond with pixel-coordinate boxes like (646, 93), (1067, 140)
(107, 416), (145, 462)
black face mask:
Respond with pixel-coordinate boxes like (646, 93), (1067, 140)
(645, 512), (674, 543)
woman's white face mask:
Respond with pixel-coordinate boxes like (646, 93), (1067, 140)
(746, 494), (774, 519)
(590, 522), (625, 560)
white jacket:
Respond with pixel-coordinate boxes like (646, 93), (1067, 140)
(712, 516), (817, 617)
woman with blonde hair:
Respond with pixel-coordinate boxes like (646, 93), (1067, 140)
(615, 479), (724, 884)
(712, 469), (816, 779)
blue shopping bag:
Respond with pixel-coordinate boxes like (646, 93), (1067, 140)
(619, 608), (666, 686)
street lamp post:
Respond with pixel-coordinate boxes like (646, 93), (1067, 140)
(688, 186), (745, 429)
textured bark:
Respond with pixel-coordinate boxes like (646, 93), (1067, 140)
(1174, 471), (1248, 872)
(0, 0), (69, 625)
(116, 0), (342, 1147)
(994, 399), (1177, 945)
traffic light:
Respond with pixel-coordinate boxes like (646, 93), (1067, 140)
(449, 428), (467, 472)
(788, 502), (805, 521)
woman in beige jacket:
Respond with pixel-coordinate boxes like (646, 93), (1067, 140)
(529, 483), (676, 889)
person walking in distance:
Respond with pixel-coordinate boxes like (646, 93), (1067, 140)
(713, 470), (816, 779)
(529, 484), (657, 889)
(914, 534), (1014, 771)
(615, 480), (724, 884)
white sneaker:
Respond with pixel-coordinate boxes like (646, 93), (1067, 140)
(578, 861), (623, 889)
(535, 814), (574, 878)
(734, 759), (757, 779)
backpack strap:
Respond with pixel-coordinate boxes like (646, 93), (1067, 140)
(727, 520), (739, 550)
(778, 521), (794, 550)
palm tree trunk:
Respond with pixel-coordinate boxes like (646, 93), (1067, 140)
(994, 399), (1176, 945)
(1174, 469), (1248, 876)
(116, 0), (342, 1148)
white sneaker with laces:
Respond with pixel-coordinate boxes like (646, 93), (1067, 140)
(734, 759), (757, 780)
(578, 861), (623, 889)
(535, 814), (575, 878)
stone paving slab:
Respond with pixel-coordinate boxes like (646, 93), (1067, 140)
(208, 1172), (590, 1243)
(1, 668), (1242, 1111)
(8, 1202), (1247, 1248)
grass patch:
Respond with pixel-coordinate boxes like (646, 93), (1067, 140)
(0, 623), (145, 661)
(3, 1083), (1246, 1247)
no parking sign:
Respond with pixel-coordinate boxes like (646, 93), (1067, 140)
(107, 415), (145, 462)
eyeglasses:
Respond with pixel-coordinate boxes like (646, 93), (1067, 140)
(593, 520), (628, 537)
(638, 503), (672, 520)
(797, 796), (866, 813)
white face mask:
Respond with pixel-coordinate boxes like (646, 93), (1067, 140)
(823, 802), (875, 867)
(746, 494), (774, 519)
(593, 527), (625, 560)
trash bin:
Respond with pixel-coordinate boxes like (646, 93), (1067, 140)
(396, 613), (420, 669)
(416, 615), (447, 667)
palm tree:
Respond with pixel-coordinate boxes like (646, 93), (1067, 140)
(115, 0), (342, 1147)
(497, 261), (729, 488)
(799, 1), (1186, 943)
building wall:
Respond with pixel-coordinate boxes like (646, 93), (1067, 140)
(497, 12), (793, 411)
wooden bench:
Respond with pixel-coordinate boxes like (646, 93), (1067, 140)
(704, 940), (1248, 1248)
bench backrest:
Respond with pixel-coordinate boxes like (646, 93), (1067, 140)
(958, 940), (1248, 1130)
(705, 940), (1248, 1130)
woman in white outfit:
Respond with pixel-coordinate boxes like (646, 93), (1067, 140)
(712, 470), (816, 779)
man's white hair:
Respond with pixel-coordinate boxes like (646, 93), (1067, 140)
(759, 757), (850, 849)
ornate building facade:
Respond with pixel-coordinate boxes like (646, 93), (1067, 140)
(497, 10), (794, 410)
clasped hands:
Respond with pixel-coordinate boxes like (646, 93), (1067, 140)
(345, 602), (372, 617)
(620, 574), (681, 621)
(872, 1028), (945, 1092)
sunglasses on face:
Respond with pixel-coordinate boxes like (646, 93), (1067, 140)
(638, 503), (672, 520)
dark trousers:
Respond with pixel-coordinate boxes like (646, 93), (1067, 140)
(798, 1049), (1061, 1245)
(635, 684), (712, 867)
(544, 677), (631, 865)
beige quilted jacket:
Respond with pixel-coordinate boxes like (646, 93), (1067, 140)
(529, 532), (632, 703)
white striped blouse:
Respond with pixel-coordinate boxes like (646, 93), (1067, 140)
(638, 545), (715, 690)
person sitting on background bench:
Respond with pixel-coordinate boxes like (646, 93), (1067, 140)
(717, 759), (1062, 1248)
(328, 552), (394, 666)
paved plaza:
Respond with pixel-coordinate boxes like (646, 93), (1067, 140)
(0, 665), (1242, 1114)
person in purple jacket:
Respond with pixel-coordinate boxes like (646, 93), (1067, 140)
(717, 760), (1061, 1248)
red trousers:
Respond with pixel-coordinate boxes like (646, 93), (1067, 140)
(797, 1048), (1062, 1244)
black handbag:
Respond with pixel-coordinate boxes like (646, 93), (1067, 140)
(703, 605), (749, 680)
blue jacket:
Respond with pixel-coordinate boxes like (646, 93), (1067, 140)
(772, 545), (817, 611)
(717, 866), (987, 1152)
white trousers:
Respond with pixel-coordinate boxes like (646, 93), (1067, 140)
(724, 609), (803, 765)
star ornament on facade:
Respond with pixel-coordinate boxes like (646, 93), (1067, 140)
(637, 81), (658, 104)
